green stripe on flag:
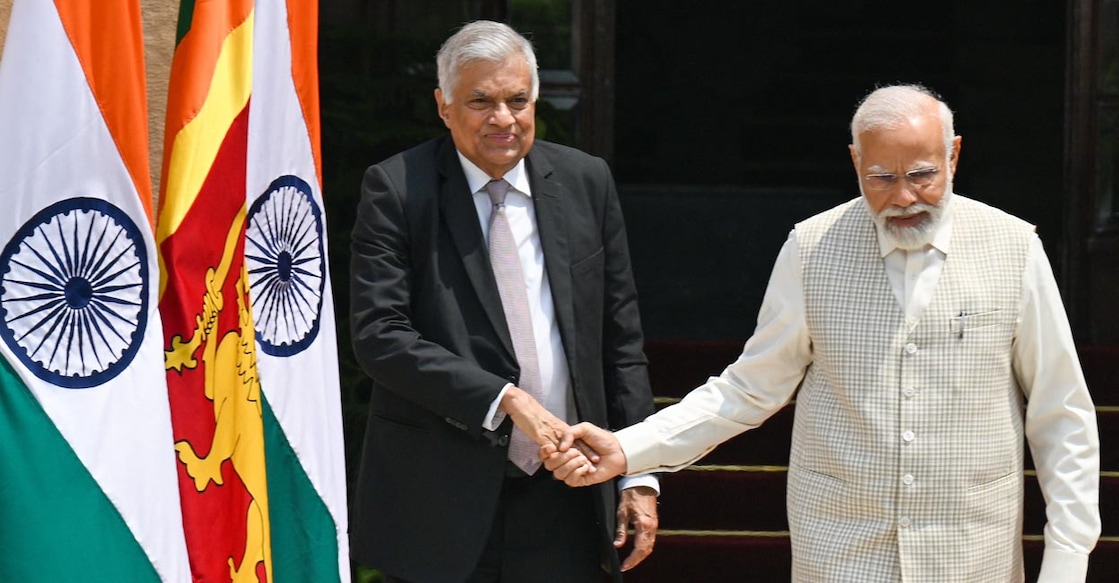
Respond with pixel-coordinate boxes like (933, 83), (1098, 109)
(0, 357), (159, 582)
(175, 0), (197, 45)
(262, 393), (342, 583)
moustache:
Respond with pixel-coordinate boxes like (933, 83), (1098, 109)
(879, 203), (938, 220)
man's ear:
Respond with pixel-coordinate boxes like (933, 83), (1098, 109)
(948, 135), (963, 175)
(434, 88), (450, 126)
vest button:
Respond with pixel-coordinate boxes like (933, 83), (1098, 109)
(903, 386), (916, 398)
(902, 430), (915, 443)
(904, 343), (918, 355)
(899, 516), (912, 528)
(902, 474), (915, 486)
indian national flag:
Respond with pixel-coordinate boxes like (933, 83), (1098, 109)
(0, 0), (189, 581)
(157, 1), (350, 581)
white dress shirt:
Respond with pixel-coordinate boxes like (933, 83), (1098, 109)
(616, 195), (1099, 577)
(459, 154), (658, 493)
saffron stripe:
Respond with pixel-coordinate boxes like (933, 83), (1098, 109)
(54, 0), (153, 222)
(286, 0), (322, 187)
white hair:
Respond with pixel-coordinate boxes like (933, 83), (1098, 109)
(850, 84), (955, 158)
(436, 20), (539, 104)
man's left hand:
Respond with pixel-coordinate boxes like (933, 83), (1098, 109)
(616, 486), (658, 571)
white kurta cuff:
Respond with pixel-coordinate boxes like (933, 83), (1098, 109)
(1036, 546), (1089, 583)
(618, 474), (660, 495)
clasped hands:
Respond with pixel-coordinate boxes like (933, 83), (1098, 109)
(501, 386), (656, 571)
(538, 421), (626, 486)
(500, 385), (626, 483)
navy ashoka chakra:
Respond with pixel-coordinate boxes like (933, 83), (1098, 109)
(245, 175), (325, 357)
(0, 197), (149, 389)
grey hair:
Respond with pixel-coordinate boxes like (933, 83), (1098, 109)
(850, 84), (955, 157)
(436, 20), (539, 104)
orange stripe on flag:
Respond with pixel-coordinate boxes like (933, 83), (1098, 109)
(53, 0), (153, 223)
(160, 0), (253, 203)
(287, 0), (322, 188)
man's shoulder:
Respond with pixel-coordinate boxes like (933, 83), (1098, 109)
(529, 140), (604, 171)
(796, 197), (864, 231)
(531, 139), (595, 159)
(363, 135), (457, 196)
(952, 194), (1036, 233)
(375, 134), (449, 169)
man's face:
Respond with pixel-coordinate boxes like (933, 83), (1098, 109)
(849, 112), (962, 248)
(435, 57), (536, 178)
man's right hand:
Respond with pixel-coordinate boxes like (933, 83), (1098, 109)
(541, 422), (627, 486)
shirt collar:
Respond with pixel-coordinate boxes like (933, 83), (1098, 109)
(456, 152), (532, 197)
(872, 192), (956, 257)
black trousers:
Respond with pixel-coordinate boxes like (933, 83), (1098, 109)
(384, 467), (605, 583)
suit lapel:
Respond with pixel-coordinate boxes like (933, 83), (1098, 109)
(437, 139), (515, 357)
(527, 150), (577, 377)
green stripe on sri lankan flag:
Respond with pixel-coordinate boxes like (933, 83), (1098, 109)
(246, 1), (349, 580)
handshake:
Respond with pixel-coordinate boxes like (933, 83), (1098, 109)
(538, 422), (627, 487)
(501, 385), (628, 485)
(502, 386), (658, 571)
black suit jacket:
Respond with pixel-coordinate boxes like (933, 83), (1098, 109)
(349, 135), (655, 582)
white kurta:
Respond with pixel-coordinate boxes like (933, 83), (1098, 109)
(617, 195), (1100, 582)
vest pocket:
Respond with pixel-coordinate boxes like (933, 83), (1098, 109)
(961, 470), (1022, 548)
(948, 308), (1003, 338)
(789, 465), (862, 520)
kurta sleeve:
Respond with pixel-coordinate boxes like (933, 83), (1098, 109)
(618, 232), (813, 474)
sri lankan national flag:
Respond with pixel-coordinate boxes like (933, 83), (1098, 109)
(157, 1), (349, 581)
(0, 1), (189, 581)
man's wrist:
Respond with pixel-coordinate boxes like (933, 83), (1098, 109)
(618, 474), (660, 495)
(481, 383), (514, 430)
(498, 385), (529, 415)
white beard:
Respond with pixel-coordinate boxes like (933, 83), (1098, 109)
(862, 186), (953, 251)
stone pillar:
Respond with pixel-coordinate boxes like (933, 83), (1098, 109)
(0, 0), (11, 62)
(143, 0), (178, 209)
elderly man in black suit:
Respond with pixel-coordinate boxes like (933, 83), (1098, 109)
(348, 20), (659, 583)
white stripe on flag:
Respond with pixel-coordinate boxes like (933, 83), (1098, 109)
(245, 2), (351, 580)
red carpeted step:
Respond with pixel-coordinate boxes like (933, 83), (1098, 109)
(1081, 345), (1119, 406)
(655, 467), (1119, 537)
(646, 340), (743, 400)
(656, 469), (786, 532)
(626, 534), (792, 577)
(622, 536), (1119, 582)
(622, 536), (791, 583)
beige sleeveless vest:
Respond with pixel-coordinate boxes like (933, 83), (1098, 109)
(790, 195), (1034, 582)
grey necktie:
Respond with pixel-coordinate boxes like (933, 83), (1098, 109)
(485, 179), (546, 475)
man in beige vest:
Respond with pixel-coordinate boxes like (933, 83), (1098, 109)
(543, 84), (1101, 582)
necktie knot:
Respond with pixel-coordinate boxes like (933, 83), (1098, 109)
(485, 179), (510, 208)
